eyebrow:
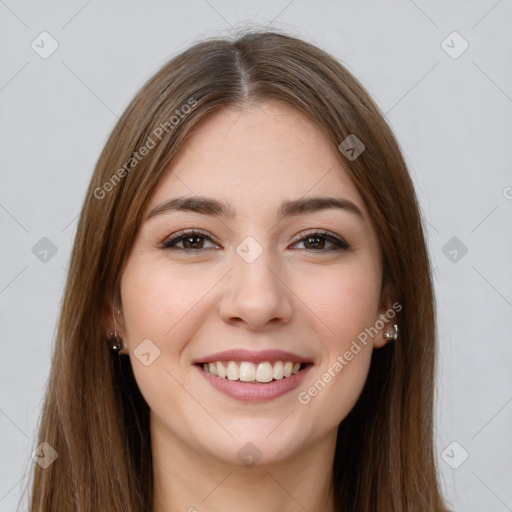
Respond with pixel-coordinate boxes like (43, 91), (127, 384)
(146, 195), (364, 222)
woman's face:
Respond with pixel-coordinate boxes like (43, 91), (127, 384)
(118, 100), (391, 466)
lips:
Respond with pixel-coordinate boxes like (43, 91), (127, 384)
(193, 349), (313, 402)
(195, 362), (312, 402)
(192, 349), (312, 365)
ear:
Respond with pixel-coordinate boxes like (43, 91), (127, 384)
(373, 279), (399, 349)
(103, 289), (129, 355)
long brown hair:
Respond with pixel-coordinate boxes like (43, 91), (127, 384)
(27, 30), (448, 511)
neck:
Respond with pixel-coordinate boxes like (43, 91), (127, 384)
(150, 414), (337, 512)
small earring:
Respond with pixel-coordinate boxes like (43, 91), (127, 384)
(384, 324), (399, 342)
(108, 330), (123, 353)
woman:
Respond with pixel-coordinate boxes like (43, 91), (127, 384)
(28, 30), (449, 511)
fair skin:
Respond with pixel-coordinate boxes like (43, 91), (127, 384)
(111, 100), (393, 512)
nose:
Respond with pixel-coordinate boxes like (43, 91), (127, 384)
(218, 248), (294, 331)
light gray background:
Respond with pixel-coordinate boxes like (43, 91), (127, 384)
(1, 1), (511, 511)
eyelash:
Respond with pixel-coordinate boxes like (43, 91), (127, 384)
(161, 229), (350, 253)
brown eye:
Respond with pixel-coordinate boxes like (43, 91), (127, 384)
(162, 230), (219, 251)
(161, 230), (349, 253)
(292, 231), (349, 252)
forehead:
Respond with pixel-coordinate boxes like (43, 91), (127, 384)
(147, 100), (367, 218)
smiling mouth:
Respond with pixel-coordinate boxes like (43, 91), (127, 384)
(196, 360), (311, 383)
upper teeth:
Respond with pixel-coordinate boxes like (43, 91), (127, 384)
(202, 361), (302, 382)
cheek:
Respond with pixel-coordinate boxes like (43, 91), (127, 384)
(297, 340), (372, 431)
(119, 260), (221, 406)
(120, 260), (213, 344)
(291, 261), (380, 419)
(119, 261), (198, 421)
(292, 259), (382, 344)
